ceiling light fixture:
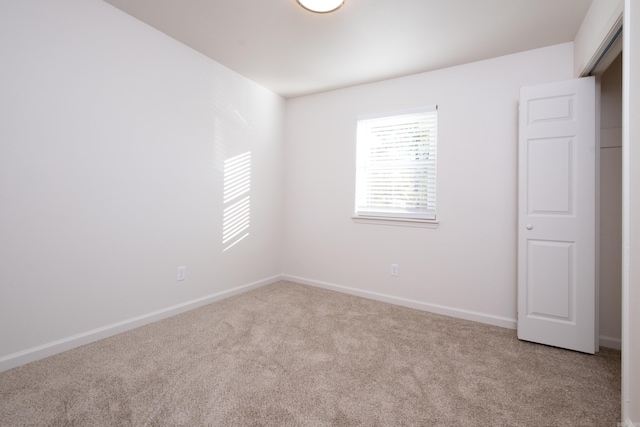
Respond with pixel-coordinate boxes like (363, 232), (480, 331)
(296, 0), (344, 14)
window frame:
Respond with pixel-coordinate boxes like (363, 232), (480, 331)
(353, 106), (438, 227)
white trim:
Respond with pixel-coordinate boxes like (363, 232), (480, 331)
(584, 15), (624, 76)
(0, 275), (281, 373)
(622, 0), (634, 420)
(282, 274), (517, 330)
(600, 334), (622, 350)
(352, 215), (439, 228)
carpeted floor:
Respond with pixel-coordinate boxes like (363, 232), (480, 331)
(0, 281), (620, 426)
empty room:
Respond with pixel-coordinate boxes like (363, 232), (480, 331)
(1, 0), (639, 425)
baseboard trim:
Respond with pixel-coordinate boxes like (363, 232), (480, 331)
(282, 274), (517, 330)
(0, 275), (281, 373)
(599, 334), (622, 350)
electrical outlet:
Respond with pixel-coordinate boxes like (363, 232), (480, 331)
(391, 264), (399, 277)
(177, 266), (186, 281)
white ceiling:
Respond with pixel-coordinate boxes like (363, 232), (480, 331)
(103, 0), (593, 98)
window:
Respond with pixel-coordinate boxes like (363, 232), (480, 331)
(355, 106), (437, 222)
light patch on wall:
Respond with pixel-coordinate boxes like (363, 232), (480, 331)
(223, 152), (251, 252)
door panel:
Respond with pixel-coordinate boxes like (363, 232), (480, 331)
(527, 240), (574, 321)
(518, 77), (596, 354)
(527, 137), (574, 215)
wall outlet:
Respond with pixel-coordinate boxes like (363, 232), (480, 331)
(391, 264), (399, 277)
(177, 266), (186, 281)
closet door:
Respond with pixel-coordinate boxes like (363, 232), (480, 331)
(517, 77), (596, 354)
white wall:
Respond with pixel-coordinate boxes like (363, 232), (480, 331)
(623, 0), (640, 422)
(0, 0), (285, 370)
(282, 43), (574, 328)
(573, 0), (623, 76)
(599, 54), (623, 349)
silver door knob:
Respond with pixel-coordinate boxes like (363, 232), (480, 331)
(526, 224), (533, 230)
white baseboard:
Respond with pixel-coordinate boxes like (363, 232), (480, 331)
(0, 275), (281, 373)
(6, 274), (612, 374)
(282, 274), (518, 330)
(599, 334), (622, 350)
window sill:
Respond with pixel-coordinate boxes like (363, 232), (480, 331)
(351, 215), (439, 228)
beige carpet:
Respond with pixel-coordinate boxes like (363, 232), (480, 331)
(0, 281), (620, 426)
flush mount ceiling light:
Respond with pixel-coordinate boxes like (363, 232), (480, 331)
(297, 0), (345, 13)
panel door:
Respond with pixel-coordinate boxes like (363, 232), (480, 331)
(517, 77), (596, 354)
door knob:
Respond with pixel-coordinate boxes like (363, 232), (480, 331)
(526, 224), (533, 230)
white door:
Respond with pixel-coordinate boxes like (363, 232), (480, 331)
(517, 77), (596, 354)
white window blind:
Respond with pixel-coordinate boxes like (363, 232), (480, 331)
(355, 106), (437, 220)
